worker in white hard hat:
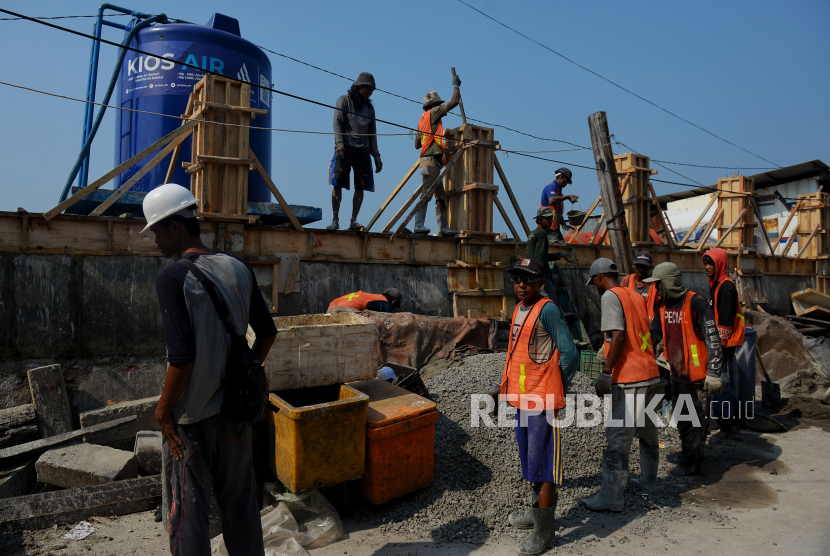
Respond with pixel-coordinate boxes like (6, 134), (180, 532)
(142, 184), (277, 555)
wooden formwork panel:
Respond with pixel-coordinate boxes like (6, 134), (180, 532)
(716, 175), (755, 249)
(797, 192), (830, 258)
(452, 292), (516, 320)
(614, 153), (653, 244)
(447, 265), (505, 292)
(443, 125), (496, 233)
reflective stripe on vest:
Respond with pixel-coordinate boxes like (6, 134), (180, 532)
(602, 287), (660, 384)
(418, 111), (444, 156)
(499, 298), (565, 411)
(714, 277), (746, 348)
(327, 291), (389, 311)
(659, 291), (709, 382)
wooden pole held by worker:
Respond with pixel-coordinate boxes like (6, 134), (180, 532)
(451, 68), (466, 125)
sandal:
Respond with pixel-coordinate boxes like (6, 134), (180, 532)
(326, 221), (339, 231)
(348, 222), (364, 230)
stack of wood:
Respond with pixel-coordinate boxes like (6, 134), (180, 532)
(788, 288), (830, 337)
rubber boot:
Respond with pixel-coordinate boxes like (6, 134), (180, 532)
(508, 487), (537, 529)
(436, 204), (457, 237)
(579, 450), (627, 512)
(630, 444), (659, 493)
(517, 504), (557, 556)
(413, 205), (430, 234)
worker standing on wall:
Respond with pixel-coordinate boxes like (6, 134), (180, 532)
(525, 207), (556, 298)
(327, 288), (403, 314)
(703, 248), (746, 445)
(329, 72), (382, 231)
(413, 74), (462, 236)
(540, 167), (577, 242)
(500, 258), (578, 556)
(620, 251), (659, 321)
(580, 258), (663, 512)
(645, 263), (723, 476)
(143, 184), (277, 555)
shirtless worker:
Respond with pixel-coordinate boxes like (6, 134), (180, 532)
(500, 258), (578, 555)
(645, 262), (724, 476)
(413, 74), (462, 236)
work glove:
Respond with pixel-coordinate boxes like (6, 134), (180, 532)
(704, 375), (723, 396)
(452, 74), (461, 88)
(374, 156), (382, 173)
(595, 372), (612, 397)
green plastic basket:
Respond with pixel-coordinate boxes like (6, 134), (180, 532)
(579, 350), (602, 382)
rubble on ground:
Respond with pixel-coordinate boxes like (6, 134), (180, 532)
(748, 310), (826, 381)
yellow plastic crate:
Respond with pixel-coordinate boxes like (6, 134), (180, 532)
(268, 384), (369, 493)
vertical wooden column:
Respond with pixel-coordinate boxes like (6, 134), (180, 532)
(716, 175), (755, 250)
(797, 192), (830, 258)
(588, 111), (633, 273)
(614, 152), (655, 246)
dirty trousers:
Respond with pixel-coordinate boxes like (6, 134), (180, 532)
(670, 381), (710, 473)
(605, 383), (664, 459)
(419, 156), (447, 203)
(163, 414), (264, 556)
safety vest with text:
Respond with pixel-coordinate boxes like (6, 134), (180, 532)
(604, 287), (660, 384)
(658, 291), (709, 382)
(499, 298), (565, 411)
(327, 291), (388, 312)
(624, 275), (659, 322)
(714, 277), (746, 348)
(418, 111), (444, 156)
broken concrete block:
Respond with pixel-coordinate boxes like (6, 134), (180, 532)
(0, 459), (36, 499)
(134, 431), (162, 475)
(27, 365), (73, 437)
(35, 444), (138, 488)
(80, 396), (160, 439)
(0, 416), (136, 462)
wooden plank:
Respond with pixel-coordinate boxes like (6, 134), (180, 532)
(590, 212), (606, 244)
(196, 155), (254, 165)
(695, 208), (723, 252)
(567, 195), (602, 243)
(90, 129), (194, 216)
(781, 223), (800, 257)
(250, 150), (303, 232)
(27, 365), (72, 438)
(493, 195), (519, 239)
(381, 183), (424, 234)
(588, 112), (633, 274)
(272, 262), (279, 313)
(714, 209), (747, 249)
(751, 198), (777, 257)
(364, 160), (419, 232)
(787, 314), (830, 327)
(0, 475), (160, 530)
(791, 288), (830, 315)
(796, 223), (820, 259)
(678, 193), (719, 247)
(493, 153), (531, 237)
(798, 305), (830, 321)
(165, 93), (196, 184)
(43, 112), (204, 221)
(0, 416), (136, 463)
(194, 100), (268, 114)
(775, 200), (802, 255)
(283, 257), (300, 295)
(646, 181), (675, 250)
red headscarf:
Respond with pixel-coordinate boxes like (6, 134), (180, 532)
(703, 247), (729, 287)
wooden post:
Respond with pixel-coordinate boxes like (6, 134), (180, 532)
(567, 195), (601, 244)
(450, 68), (466, 125)
(714, 209), (747, 249)
(677, 193), (719, 248)
(696, 207), (723, 251)
(493, 154), (531, 237)
(590, 212), (606, 244)
(775, 200), (802, 255)
(364, 160), (419, 232)
(249, 150), (303, 232)
(493, 196), (519, 239)
(587, 112), (633, 273)
(647, 182), (676, 250)
(796, 223), (821, 259)
(750, 198), (777, 256)
(381, 183), (424, 233)
(780, 223), (800, 257)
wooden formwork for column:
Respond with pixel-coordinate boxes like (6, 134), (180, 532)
(614, 153), (656, 245)
(443, 124), (498, 235)
(797, 192), (830, 258)
(188, 75), (267, 220)
(716, 175), (755, 250)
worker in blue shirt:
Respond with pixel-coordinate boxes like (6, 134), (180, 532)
(540, 167), (577, 242)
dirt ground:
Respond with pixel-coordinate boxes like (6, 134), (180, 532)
(4, 419), (829, 556)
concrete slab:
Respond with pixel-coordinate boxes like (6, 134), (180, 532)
(35, 443), (137, 488)
(79, 395), (160, 439)
(0, 458), (35, 499)
(27, 365), (73, 437)
(134, 431), (162, 475)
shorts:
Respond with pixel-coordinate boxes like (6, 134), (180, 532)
(514, 409), (563, 485)
(329, 149), (374, 192)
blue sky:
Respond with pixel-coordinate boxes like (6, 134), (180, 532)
(1, 0), (828, 232)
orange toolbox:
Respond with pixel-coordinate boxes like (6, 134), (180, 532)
(349, 378), (439, 505)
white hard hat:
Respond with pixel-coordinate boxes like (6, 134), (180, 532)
(141, 183), (199, 234)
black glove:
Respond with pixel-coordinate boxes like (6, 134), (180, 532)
(595, 372), (612, 397)
(452, 75), (461, 88)
(374, 156), (382, 173)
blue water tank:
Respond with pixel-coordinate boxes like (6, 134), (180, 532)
(115, 14), (272, 201)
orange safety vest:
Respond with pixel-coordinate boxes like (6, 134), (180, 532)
(713, 277), (745, 348)
(499, 298), (565, 411)
(658, 291), (708, 382)
(327, 291), (388, 312)
(418, 111), (444, 157)
(604, 287), (660, 385)
(624, 274), (658, 322)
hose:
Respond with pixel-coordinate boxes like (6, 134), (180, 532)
(59, 13), (167, 202)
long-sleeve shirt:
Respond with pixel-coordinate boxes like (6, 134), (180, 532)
(650, 293), (722, 383)
(709, 279), (738, 345)
(525, 226), (553, 280)
(333, 95), (380, 157)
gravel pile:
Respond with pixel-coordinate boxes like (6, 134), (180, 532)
(353, 352), (687, 543)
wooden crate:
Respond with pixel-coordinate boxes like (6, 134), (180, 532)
(443, 124), (496, 233)
(614, 153), (655, 244)
(797, 192), (830, 258)
(189, 74), (267, 220)
(716, 175), (755, 249)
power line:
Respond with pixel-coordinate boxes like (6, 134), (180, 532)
(455, 0), (781, 169)
(0, 13), (130, 21)
(650, 159), (775, 170)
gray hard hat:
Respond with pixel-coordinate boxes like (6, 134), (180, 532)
(586, 257), (619, 286)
